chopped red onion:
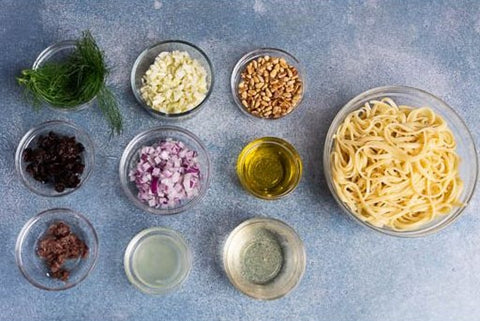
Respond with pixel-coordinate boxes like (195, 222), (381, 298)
(129, 138), (201, 209)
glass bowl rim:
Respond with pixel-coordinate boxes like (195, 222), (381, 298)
(130, 39), (214, 120)
(230, 47), (306, 121)
(222, 217), (306, 300)
(323, 85), (479, 237)
(15, 207), (99, 291)
(123, 226), (192, 295)
(119, 125), (211, 215)
(15, 119), (95, 197)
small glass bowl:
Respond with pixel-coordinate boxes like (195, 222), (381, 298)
(32, 40), (95, 112)
(124, 227), (192, 295)
(15, 120), (95, 197)
(223, 217), (306, 300)
(323, 86), (478, 237)
(15, 208), (99, 291)
(237, 137), (303, 200)
(131, 40), (214, 120)
(119, 126), (211, 215)
(230, 48), (306, 120)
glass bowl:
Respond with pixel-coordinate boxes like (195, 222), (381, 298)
(323, 86), (478, 237)
(230, 48), (306, 120)
(237, 137), (303, 200)
(32, 40), (95, 112)
(119, 126), (211, 215)
(15, 120), (95, 197)
(15, 208), (98, 291)
(223, 217), (306, 300)
(131, 40), (214, 120)
(124, 227), (192, 295)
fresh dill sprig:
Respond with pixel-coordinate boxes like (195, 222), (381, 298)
(17, 31), (123, 135)
(97, 86), (123, 135)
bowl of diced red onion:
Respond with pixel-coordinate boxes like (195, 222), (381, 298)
(119, 126), (211, 215)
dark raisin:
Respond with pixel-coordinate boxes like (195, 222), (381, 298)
(54, 183), (65, 193)
(76, 143), (85, 152)
(23, 148), (33, 162)
(23, 131), (85, 192)
(74, 163), (85, 174)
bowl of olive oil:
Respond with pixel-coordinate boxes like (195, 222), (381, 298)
(236, 137), (302, 200)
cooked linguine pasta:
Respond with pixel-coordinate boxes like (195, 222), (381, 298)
(331, 98), (463, 231)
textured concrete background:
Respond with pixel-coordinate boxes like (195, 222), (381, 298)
(1, 0), (479, 320)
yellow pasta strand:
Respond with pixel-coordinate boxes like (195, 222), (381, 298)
(331, 98), (463, 231)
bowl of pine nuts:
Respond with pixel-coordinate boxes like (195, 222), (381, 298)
(231, 48), (305, 120)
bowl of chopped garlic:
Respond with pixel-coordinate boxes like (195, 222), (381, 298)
(323, 86), (478, 237)
(131, 40), (213, 119)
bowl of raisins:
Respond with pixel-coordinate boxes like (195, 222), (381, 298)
(15, 120), (95, 197)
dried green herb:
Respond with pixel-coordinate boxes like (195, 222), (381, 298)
(17, 31), (123, 135)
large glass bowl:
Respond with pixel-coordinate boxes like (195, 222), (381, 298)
(323, 86), (478, 237)
(15, 120), (95, 197)
(131, 40), (213, 120)
(119, 126), (211, 215)
(15, 208), (99, 291)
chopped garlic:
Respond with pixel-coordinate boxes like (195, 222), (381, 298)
(140, 50), (208, 114)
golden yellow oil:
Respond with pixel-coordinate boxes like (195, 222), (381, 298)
(237, 137), (302, 199)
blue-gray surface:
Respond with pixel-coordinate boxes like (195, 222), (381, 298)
(0, 0), (479, 320)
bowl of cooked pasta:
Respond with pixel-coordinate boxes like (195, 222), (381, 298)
(323, 86), (478, 237)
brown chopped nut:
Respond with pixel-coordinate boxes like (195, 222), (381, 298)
(37, 221), (89, 281)
(238, 55), (303, 119)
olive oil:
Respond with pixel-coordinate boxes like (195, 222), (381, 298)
(237, 137), (302, 199)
